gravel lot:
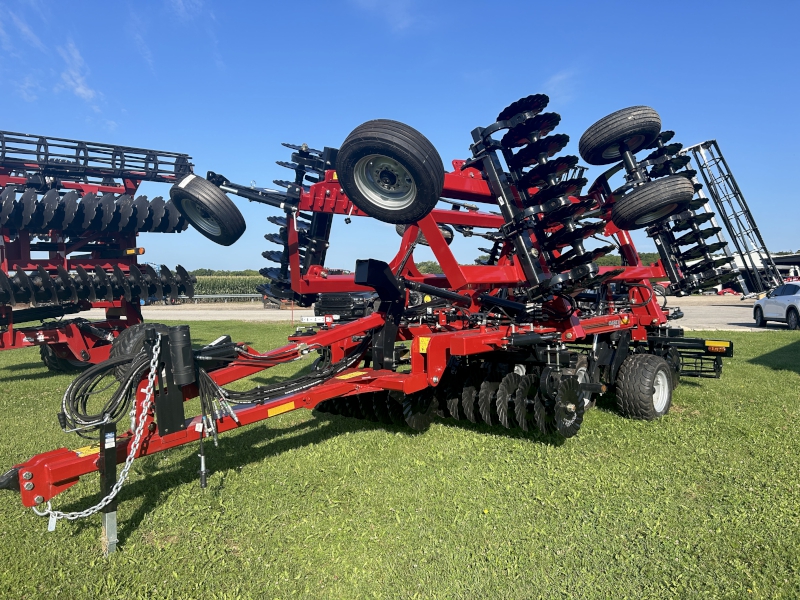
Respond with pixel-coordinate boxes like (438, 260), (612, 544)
(73, 294), (782, 332)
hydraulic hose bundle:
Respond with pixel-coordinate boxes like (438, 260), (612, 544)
(58, 352), (153, 439)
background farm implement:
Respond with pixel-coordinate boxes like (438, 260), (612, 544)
(0, 131), (195, 370)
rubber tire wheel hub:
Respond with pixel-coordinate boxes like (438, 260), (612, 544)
(170, 175), (246, 246)
(578, 106), (662, 166)
(336, 119), (444, 225)
(611, 175), (694, 230)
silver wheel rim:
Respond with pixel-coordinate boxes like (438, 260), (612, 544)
(181, 198), (222, 237)
(652, 369), (670, 413)
(353, 154), (416, 211)
(634, 202), (678, 225)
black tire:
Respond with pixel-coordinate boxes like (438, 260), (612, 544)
(615, 354), (673, 420)
(336, 119), (444, 224)
(612, 176), (694, 230)
(753, 306), (766, 327)
(579, 106), (662, 165)
(109, 322), (168, 380)
(170, 175), (246, 246)
(39, 345), (89, 373)
(787, 307), (799, 331)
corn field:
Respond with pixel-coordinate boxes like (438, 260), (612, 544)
(192, 276), (265, 302)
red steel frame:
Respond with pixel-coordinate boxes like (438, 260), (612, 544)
(9, 157), (675, 507)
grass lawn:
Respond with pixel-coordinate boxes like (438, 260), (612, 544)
(0, 323), (798, 599)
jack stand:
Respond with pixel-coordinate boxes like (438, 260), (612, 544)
(99, 422), (118, 555)
(198, 428), (208, 489)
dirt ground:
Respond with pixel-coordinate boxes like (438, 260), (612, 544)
(75, 294), (779, 332)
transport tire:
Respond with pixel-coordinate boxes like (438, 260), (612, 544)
(39, 345), (89, 373)
(611, 175), (693, 230)
(336, 119), (444, 224)
(615, 354), (673, 420)
(170, 175), (246, 246)
(109, 322), (168, 380)
(753, 306), (766, 327)
(579, 106), (662, 165)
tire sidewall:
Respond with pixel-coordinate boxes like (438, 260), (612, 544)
(171, 176), (245, 246)
(338, 140), (440, 224)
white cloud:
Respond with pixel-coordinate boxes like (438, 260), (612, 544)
(57, 41), (97, 101)
(133, 31), (154, 69)
(542, 70), (577, 105)
(0, 18), (11, 51)
(16, 75), (40, 102)
(351, 0), (415, 32)
(168, 0), (204, 21)
(7, 10), (46, 52)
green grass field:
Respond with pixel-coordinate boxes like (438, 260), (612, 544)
(0, 323), (798, 599)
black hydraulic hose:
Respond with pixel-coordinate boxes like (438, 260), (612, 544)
(60, 352), (151, 440)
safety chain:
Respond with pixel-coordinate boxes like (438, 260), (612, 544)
(33, 333), (162, 524)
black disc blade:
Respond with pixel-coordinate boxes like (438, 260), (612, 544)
(497, 94), (549, 122)
(509, 134), (570, 170)
(500, 112), (561, 149)
(671, 211), (715, 232)
(679, 241), (728, 261)
(674, 226), (723, 247)
(519, 155), (580, 189)
(684, 256), (734, 274)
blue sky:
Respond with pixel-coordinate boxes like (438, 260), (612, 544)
(1, 0), (798, 272)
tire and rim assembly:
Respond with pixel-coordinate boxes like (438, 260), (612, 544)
(336, 119), (444, 224)
(578, 106), (662, 165)
(787, 308), (799, 330)
(39, 345), (89, 373)
(615, 354), (673, 420)
(753, 306), (766, 327)
(109, 322), (169, 380)
(611, 175), (694, 230)
(170, 175), (246, 246)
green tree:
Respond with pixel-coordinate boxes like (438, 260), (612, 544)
(416, 261), (443, 274)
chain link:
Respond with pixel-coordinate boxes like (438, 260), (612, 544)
(33, 333), (162, 522)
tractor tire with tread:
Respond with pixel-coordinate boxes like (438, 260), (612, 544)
(109, 322), (169, 380)
(336, 120), (444, 225)
(39, 345), (89, 373)
(170, 175), (246, 246)
(615, 353), (673, 420)
(611, 175), (694, 230)
(579, 106), (662, 165)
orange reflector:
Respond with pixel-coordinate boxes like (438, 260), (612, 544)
(267, 401), (295, 417)
(124, 247), (145, 255)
